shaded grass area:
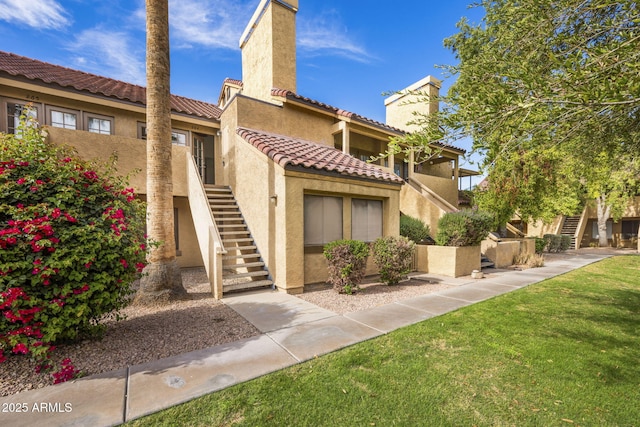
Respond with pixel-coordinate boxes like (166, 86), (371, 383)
(127, 256), (640, 426)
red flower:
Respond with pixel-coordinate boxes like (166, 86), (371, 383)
(16, 177), (26, 184)
(12, 343), (29, 355)
(119, 259), (128, 269)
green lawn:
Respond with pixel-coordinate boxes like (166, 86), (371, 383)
(128, 256), (640, 426)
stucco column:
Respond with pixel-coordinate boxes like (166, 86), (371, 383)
(341, 121), (350, 155)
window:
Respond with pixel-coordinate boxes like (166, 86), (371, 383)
(394, 159), (408, 180)
(46, 106), (78, 129)
(621, 220), (639, 240)
(138, 122), (189, 145)
(171, 130), (187, 146)
(6, 102), (38, 135)
(304, 195), (343, 246)
(85, 114), (113, 135)
(351, 199), (383, 242)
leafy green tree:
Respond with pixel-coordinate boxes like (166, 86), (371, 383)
(395, 0), (640, 238)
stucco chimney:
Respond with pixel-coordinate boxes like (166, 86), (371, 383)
(239, 0), (298, 102)
(384, 75), (441, 132)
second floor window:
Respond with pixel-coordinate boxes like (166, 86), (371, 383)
(87, 114), (113, 135)
(50, 109), (78, 129)
(7, 102), (38, 135)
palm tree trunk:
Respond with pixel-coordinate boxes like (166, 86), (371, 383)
(136, 0), (187, 304)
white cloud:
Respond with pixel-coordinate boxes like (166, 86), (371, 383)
(66, 28), (146, 85)
(298, 10), (376, 63)
(168, 0), (254, 50)
(0, 0), (70, 30)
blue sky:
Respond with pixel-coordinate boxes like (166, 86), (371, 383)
(0, 0), (485, 175)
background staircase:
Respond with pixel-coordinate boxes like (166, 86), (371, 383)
(205, 185), (273, 293)
(560, 215), (581, 249)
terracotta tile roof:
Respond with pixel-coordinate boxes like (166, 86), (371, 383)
(0, 51), (222, 120)
(223, 78), (243, 87)
(237, 127), (404, 185)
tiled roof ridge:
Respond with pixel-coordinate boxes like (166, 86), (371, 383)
(0, 50), (221, 120)
(223, 77), (243, 87)
(236, 127), (404, 184)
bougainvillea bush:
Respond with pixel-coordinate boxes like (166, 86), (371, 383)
(0, 116), (147, 382)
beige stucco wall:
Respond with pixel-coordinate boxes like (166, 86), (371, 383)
(411, 173), (458, 208)
(234, 95), (336, 145)
(426, 245), (481, 277)
(399, 184), (445, 237)
(241, 0), (297, 102)
(527, 216), (563, 238)
(45, 127), (190, 196)
(384, 76), (441, 133)
(481, 240), (520, 268)
(174, 196), (204, 267)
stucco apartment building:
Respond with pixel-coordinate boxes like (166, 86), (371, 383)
(0, 0), (469, 296)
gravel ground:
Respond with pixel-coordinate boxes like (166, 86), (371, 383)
(0, 268), (260, 397)
(296, 276), (453, 315)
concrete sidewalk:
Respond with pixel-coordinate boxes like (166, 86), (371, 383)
(0, 252), (614, 426)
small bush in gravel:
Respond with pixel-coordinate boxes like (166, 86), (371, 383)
(543, 234), (572, 252)
(435, 210), (494, 246)
(372, 236), (415, 285)
(400, 215), (431, 244)
(323, 240), (369, 294)
(0, 116), (147, 382)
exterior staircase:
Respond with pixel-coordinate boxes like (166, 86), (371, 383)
(205, 185), (273, 293)
(560, 215), (581, 249)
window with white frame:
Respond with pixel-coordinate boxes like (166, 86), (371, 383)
(47, 106), (78, 130)
(304, 195), (343, 246)
(6, 101), (38, 135)
(351, 199), (383, 242)
(85, 113), (113, 135)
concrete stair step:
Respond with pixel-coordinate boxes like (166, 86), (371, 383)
(224, 270), (269, 279)
(223, 237), (254, 243)
(224, 261), (265, 269)
(223, 253), (261, 260)
(219, 230), (251, 236)
(209, 204), (239, 209)
(223, 279), (273, 292)
(212, 211), (242, 216)
(223, 245), (257, 252)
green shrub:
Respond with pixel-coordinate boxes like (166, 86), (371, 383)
(435, 210), (494, 247)
(1, 116), (147, 382)
(543, 234), (572, 252)
(372, 236), (415, 285)
(399, 215), (431, 243)
(323, 240), (369, 294)
(535, 237), (546, 254)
